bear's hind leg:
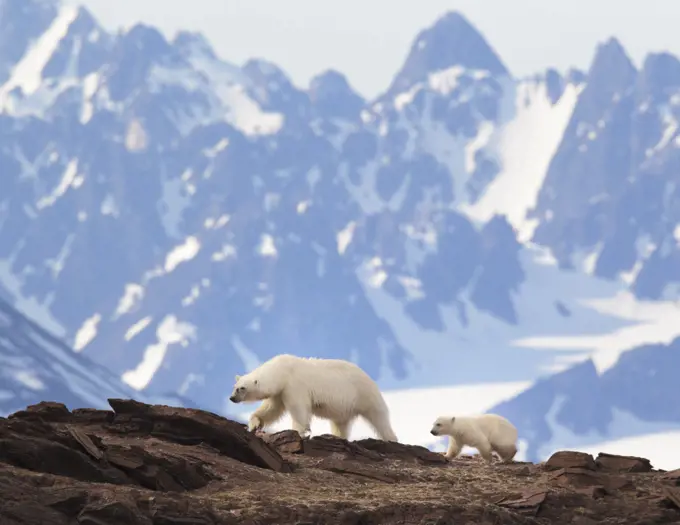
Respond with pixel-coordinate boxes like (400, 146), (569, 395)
(363, 409), (398, 442)
(476, 438), (494, 463)
(495, 443), (517, 463)
(330, 419), (352, 440)
(287, 400), (313, 437)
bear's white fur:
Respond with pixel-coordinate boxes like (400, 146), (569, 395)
(430, 413), (518, 463)
(229, 354), (398, 442)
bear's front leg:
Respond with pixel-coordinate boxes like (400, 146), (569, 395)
(248, 414), (263, 432)
(476, 439), (494, 463)
(444, 437), (462, 459)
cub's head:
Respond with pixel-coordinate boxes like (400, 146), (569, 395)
(430, 416), (456, 436)
(229, 374), (264, 403)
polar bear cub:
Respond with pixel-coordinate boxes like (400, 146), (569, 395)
(229, 354), (398, 442)
(430, 413), (518, 463)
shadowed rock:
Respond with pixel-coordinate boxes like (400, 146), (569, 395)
(0, 400), (679, 524)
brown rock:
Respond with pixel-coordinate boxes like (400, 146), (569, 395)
(545, 451), (596, 471)
(662, 468), (680, 485)
(66, 425), (103, 461)
(550, 467), (634, 493)
(41, 487), (89, 516)
(575, 486), (607, 499)
(662, 486), (680, 509)
(550, 467), (602, 488)
(496, 489), (547, 516)
(301, 434), (383, 461)
(0, 434), (128, 484)
(0, 400), (677, 525)
(78, 499), (147, 525)
(71, 409), (115, 424)
(262, 430), (303, 454)
(106, 398), (291, 473)
(356, 438), (449, 465)
(595, 452), (653, 473)
(8, 402), (71, 422)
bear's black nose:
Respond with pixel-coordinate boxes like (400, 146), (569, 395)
(229, 395), (237, 403)
(430, 430), (437, 436)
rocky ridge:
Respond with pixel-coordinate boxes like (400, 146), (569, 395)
(1, 400), (679, 524)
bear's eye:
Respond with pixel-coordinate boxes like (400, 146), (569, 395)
(238, 386), (245, 392)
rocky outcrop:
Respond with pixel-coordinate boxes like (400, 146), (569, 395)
(1, 400), (679, 524)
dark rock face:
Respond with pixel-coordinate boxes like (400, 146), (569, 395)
(1, 401), (679, 525)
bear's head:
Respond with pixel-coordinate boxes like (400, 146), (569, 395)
(229, 374), (265, 403)
(430, 416), (456, 436)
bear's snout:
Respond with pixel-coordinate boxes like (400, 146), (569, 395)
(430, 429), (438, 436)
(229, 395), (238, 403)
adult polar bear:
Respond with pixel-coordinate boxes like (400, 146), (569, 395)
(229, 354), (398, 442)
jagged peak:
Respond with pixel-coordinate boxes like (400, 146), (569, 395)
(639, 52), (680, 97)
(308, 69), (365, 119)
(587, 37), (637, 85)
(242, 58), (289, 81)
(382, 10), (508, 100)
(173, 30), (216, 60)
(309, 69), (363, 101)
(118, 22), (172, 57)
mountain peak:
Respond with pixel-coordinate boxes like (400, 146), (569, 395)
(382, 10), (508, 99)
(588, 37), (636, 85)
(173, 30), (216, 59)
(308, 69), (365, 119)
(638, 52), (680, 101)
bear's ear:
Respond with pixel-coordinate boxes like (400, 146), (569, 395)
(234, 375), (241, 382)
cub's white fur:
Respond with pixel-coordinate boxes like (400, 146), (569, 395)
(430, 413), (518, 463)
(229, 354), (398, 442)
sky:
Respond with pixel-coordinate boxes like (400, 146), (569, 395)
(73, 0), (680, 99)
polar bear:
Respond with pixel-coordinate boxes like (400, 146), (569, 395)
(229, 354), (398, 442)
(430, 413), (518, 463)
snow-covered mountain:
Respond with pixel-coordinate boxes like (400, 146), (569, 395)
(1, 0), (680, 460)
(491, 336), (680, 463)
(0, 293), (143, 415)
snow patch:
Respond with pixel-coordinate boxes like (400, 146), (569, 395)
(534, 396), (680, 468)
(113, 283), (144, 318)
(296, 200), (311, 214)
(164, 236), (200, 272)
(73, 313), (101, 352)
(122, 315), (197, 390)
(336, 221), (356, 255)
(258, 234), (277, 258)
(211, 244), (237, 262)
(578, 431), (680, 472)
(125, 119), (148, 152)
(159, 170), (192, 238)
(100, 193), (119, 217)
(463, 80), (582, 241)
(36, 159), (81, 210)
(0, 5), (79, 102)
(0, 245), (67, 338)
(231, 335), (261, 372)
(44, 234), (75, 279)
(124, 316), (153, 341)
(14, 370), (46, 391)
